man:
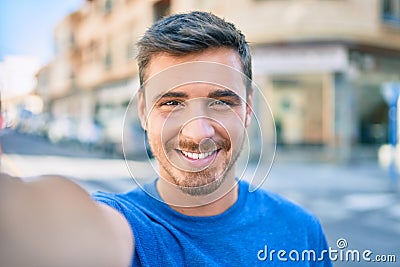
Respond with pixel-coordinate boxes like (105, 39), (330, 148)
(0, 11), (332, 267)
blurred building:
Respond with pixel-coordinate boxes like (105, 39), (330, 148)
(36, 0), (400, 161)
(0, 55), (42, 130)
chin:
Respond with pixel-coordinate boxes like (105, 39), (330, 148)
(175, 164), (232, 196)
(177, 175), (225, 196)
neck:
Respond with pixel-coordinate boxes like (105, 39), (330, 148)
(156, 168), (239, 217)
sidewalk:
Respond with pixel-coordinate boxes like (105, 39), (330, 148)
(1, 153), (151, 180)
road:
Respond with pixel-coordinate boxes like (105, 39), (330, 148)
(1, 129), (399, 266)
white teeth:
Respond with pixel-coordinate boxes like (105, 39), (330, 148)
(181, 150), (215, 160)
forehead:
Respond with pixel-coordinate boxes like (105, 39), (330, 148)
(145, 47), (243, 80)
(143, 48), (247, 104)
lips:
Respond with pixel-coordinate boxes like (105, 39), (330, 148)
(180, 150), (217, 160)
(177, 149), (219, 169)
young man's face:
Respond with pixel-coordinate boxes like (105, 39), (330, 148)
(138, 48), (252, 196)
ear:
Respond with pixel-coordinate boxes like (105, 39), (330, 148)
(245, 90), (253, 128)
(137, 90), (147, 131)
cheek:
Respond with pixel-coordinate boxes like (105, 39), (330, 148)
(146, 116), (162, 144)
(147, 115), (180, 146)
(209, 122), (242, 153)
(215, 111), (247, 140)
(225, 124), (245, 145)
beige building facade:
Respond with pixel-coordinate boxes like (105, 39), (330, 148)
(37, 0), (400, 160)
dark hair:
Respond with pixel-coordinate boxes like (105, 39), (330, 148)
(136, 11), (252, 93)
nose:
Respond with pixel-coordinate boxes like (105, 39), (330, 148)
(180, 117), (215, 143)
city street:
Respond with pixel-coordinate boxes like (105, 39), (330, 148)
(1, 129), (399, 266)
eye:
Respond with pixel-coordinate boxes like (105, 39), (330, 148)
(159, 100), (184, 107)
(210, 99), (229, 106)
(157, 99), (186, 113)
(209, 99), (237, 109)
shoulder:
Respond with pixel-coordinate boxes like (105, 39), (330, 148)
(240, 180), (321, 227)
(92, 185), (148, 212)
(240, 181), (329, 250)
(91, 181), (163, 224)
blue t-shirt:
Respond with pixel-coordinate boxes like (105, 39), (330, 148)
(93, 180), (332, 267)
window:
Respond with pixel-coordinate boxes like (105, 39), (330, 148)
(104, 0), (113, 14)
(382, 0), (400, 27)
(153, 0), (170, 22)
(104, 51), (112, 69)
(69, 33), (75, 48)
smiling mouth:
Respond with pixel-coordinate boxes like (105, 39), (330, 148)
(180, 150), (218, 160)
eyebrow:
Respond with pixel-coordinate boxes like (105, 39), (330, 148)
(153, 89), (241, 102)
(207, 89), (241, 101)
(153, 91), (188, 103)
